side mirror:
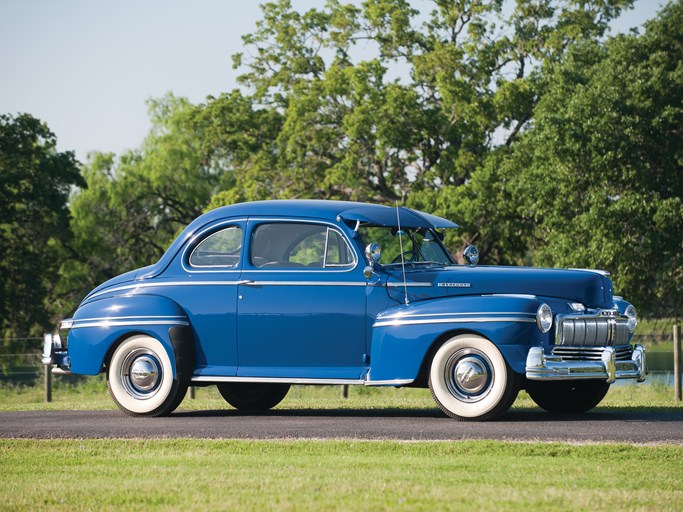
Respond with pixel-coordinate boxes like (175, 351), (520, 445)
(365, 242), (381, 265)
(364, 242), (382, 279)
(463, 245), (479, 266)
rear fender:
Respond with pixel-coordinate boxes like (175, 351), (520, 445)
(66, 294), (193, 377)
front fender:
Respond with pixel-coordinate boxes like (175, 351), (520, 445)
(367, 295), (547, 383)
(66, 294), (191, 376)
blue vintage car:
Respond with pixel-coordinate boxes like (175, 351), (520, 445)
(43, 200), (646, 420)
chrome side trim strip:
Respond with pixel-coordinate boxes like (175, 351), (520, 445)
(377, 311), (536, 320)
(373, 316), (536, 327)
(191, 376), (365, 385)
(243, 281), (367, 287)
(88, 281), (242, 300)
(71, 315), (186, 323)
(364, 379), (414, 386)
(386, 282), (432, 288)
(69, 320), (190, 329)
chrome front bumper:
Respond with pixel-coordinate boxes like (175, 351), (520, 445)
(42, 333), (70, 369)
(525, 344), (646, 383)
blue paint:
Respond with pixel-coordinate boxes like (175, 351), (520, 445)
(60, 200), (636, 387)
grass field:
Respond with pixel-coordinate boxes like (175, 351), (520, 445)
(0, 375), (680, 413)
(1, 438), (682, 511)
(1, 380), (682, 511)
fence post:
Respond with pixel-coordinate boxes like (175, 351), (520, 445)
(189, 386), (195, 399)
(44, 364), (52, 403)
(340, 384), (349, 399)
(674, 323), (681, 402)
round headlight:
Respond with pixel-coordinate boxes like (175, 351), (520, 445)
(625, 305), (638, 332)
(536, 303), (553, 333)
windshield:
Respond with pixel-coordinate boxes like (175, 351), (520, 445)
(357, 226), (455, 266)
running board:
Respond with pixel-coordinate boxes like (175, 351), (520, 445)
(190, 376), (413, 386)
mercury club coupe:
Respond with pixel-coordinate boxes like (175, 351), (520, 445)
(43, 200), (646, 420)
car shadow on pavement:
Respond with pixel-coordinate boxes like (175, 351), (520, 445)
(171, 406), (683, 421)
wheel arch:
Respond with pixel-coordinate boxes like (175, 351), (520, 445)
(410, 328), (488, 388)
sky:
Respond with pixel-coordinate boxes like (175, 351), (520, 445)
(0, 0), (666, 163)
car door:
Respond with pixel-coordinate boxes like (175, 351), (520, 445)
(236, 219), (368, 380)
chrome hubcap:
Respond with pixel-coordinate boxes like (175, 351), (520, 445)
(444, 349), (493, 402)
(121, 349), (162, 399)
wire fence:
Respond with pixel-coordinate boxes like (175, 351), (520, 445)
(1, 330), (681, 401)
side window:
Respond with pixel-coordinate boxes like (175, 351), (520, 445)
(250, 223), (354, 269)
(189, 226), (242, 268)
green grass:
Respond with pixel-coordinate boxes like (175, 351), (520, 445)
(2, 380), (681, 511)
(0, 376), (680, 413)
(1, 439), (681, 511)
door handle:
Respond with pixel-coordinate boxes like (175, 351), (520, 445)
(237, 280), (256, 286)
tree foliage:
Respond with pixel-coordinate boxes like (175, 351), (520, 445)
(0, 114), (84, 359)
(201, 0), (633, 205)
(59, 94), (234, 314)
(482, 1), (683, 314)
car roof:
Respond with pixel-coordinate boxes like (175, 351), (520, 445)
(192, 200), (459, 230)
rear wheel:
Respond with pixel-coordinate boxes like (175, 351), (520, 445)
(428, 334), (519, 421)
(526, 380), (610, 413)
(107, 335), (188, 417)
(217, 382), (290, 411)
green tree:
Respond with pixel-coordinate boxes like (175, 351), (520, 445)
(0, 113), (84, 362)
(202, 0), (632, 206)
(59, 94), (233, 314)
(483, 1), (683, 314)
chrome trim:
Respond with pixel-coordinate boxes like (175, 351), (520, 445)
(87, 281), (243, 300)
(192, 376), (365, 385)
(437, 282), (471, 288)
(181, 218), (248, 273)
(551, 345), (633, 361)
(187, 225), (243, 271)
(71, 315), (186, 323)
(191, 375), (414, 386)
(569, 267), (610, 276)
(556, 311), (630, 347)
(69, 320), (190, 329)
(386, 282), (432, 288)
(240, 281), (367, 287)
(365, 378), (414, 386)
(484, 294), (537, 299)
(374, 316), (536, 328)
(377, 311), (536, 320)
(246, 217), (359, 272)
(526, 344), (646, 382)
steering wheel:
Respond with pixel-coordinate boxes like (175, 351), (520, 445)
(392, 251), (417, 264)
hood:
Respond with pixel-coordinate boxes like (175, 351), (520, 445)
(384, 265), (613, 308)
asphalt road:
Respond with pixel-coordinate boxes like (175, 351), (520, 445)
(1, 408), (682, 443)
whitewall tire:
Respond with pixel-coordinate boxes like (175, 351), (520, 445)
(428, 334), (519, 421)
(107, 334), (187, 417)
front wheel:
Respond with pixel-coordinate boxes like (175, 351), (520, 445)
(525, 380), (610, 413)
(217, 382), (290, 411)
(428, 334), (519, 421)
(107, 335), (188, 417)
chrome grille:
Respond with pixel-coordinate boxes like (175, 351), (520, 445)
(551, 345), (633, 361)
(556, 314), (630, 347)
